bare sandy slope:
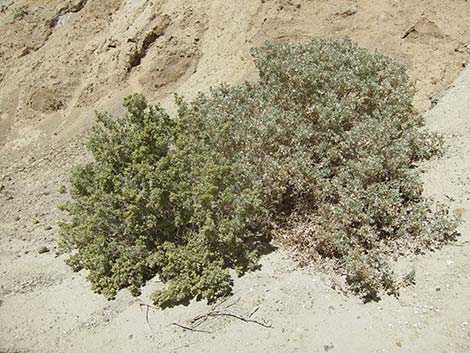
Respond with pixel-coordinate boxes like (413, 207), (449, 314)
(0, 0), (470, 352)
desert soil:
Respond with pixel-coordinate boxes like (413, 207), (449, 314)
(0, 0), (469, 352)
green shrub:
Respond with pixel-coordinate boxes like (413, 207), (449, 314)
(59, 95), (264, 307)
(60, 38), (458, 305)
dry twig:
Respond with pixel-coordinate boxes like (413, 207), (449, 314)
(138, 297), (272, 334)
(172, 298), (272, 333)
(171, 322), (212, 333)
(138, 301), (159, 333)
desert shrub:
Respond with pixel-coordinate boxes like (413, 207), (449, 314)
(59, 95), (264, 308)
(60, 38), (458, 305)
(188, 39), (458, 297)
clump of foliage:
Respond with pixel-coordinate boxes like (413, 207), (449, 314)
(59, 95), (264, 308)
(60, 38), (458, 306)
(194, 39), (458, 297)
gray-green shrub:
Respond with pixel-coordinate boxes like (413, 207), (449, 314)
(193, 39), (457, 297)
(59, 39), (458, 306)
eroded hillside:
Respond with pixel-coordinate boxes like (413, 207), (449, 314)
(0, 1), (469, 352)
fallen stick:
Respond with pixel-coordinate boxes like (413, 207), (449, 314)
(205, 310), (272, 328)
(138, 297), (272, 334)
(138, 302), (159, 333)
(172, 299), (272, 333)
(171, 322), (212, 333)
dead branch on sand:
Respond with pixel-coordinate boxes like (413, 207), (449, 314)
(173, 297), (272, 333)
(138, 297), (272, 334)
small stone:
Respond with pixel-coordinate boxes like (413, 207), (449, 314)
(335, 9), (357, 17)
(435, 287), (441, 292)
(37, 246), (49, 254)
(128, 334), (133, 340)
(18, 47), (30, 58)
(45, 225), (52, 231)
(430, 96), (439, 108)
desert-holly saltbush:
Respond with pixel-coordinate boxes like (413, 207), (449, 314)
(194, 39), (457, 297)
(59, 39), (458, 306)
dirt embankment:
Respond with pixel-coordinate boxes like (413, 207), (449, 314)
(0, 1), (469, 352)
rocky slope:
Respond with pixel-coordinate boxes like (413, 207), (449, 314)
(0, 1), (469, 352)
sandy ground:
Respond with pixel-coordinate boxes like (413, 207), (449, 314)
(0, 0), (470, 352)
